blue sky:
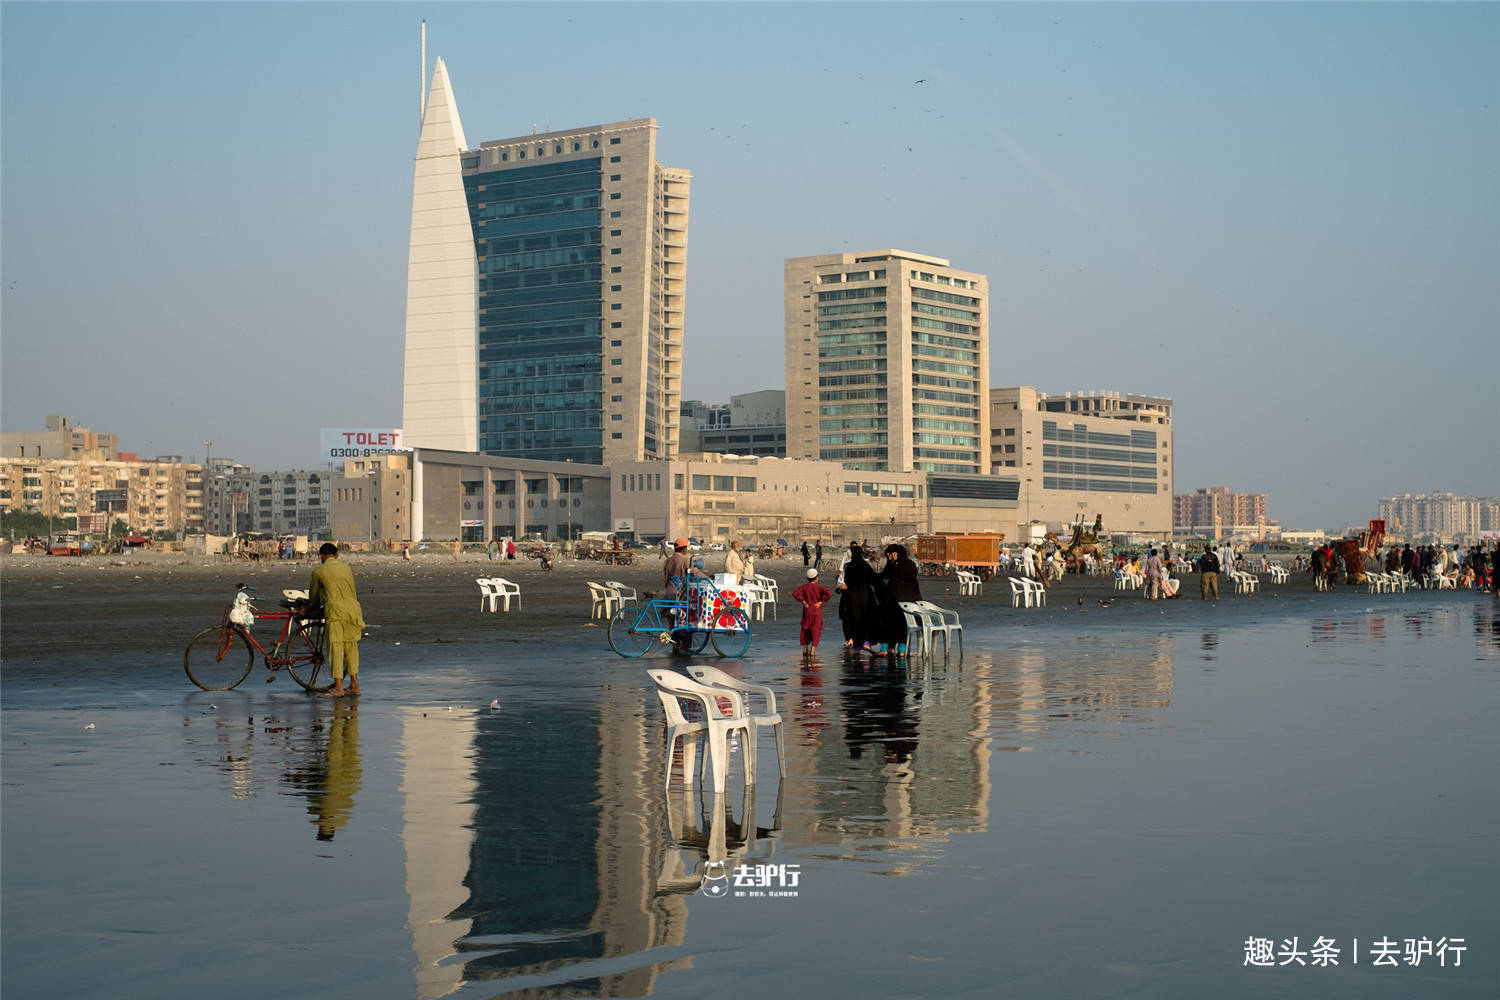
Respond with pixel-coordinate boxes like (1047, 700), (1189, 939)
(3, 2), (1496, 530)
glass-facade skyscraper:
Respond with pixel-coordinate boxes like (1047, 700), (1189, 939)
(402, 59), (690, 464)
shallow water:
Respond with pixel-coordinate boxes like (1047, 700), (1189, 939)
(3, 595), (1497, 998)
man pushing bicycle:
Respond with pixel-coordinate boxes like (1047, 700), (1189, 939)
(306, 542), (365, 697)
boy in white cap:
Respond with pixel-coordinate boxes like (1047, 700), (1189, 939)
(792, 567), (833, 658)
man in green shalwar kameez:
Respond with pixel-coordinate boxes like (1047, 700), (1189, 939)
(308, 542), (365, 697)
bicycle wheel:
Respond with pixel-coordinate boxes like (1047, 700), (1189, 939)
(710, 607), (752, 658)
(284, 620), (333, 693)
(608, 606), (659, 658)
(184, 626), (254, 690)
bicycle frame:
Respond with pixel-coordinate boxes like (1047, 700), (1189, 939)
(185, 587), (329, 691)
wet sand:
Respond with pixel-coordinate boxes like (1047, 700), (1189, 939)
(2, 551), (1496, 999)
(0, 550), (1397, 667)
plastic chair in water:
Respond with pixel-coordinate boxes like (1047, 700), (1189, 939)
(896, 602), (930, 657)
(957, 570), (982, 597)
(587, 582), (620, 619)
(1009, 577), (1032, 608)
(915, 601), (963, 656)
(1268, 565), (1290, 584)
(646, 669), (755, 793)
(684, 664), (785, 779)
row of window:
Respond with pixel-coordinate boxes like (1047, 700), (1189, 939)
(1042, 444), (1157, 464)
(1043, 461), (1157, 480)
(817, 269), (888, 284)
(910, 271), (977, 289)
(485, 136), (619, 163)
(1045, 477), (1159, 494)
(1042, 421), (1157, 449)
(817, 286), (886, 302)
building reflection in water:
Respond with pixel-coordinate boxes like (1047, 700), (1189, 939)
(401, 699), (688, 999)
(397, 633), (1175, 995)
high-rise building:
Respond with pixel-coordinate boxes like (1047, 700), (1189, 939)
(785, 250), (989, 474)
(402, 58), (691, 466)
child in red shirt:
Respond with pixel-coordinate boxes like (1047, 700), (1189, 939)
(792, 568), (833, 658)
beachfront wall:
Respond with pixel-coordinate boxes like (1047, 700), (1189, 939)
(609, 455), (1019, 545)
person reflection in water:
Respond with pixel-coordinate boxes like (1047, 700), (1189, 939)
(841, 662), (918, 764)
(313, 700), (362, 841)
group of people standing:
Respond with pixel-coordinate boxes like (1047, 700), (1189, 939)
(817, 542), (923, 658)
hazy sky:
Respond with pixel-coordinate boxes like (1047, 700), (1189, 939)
(3, 2), (1495, 530)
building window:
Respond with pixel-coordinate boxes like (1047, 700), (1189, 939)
(610, 155), (621, 162)
(610, 248), (622, 255)
(500, 152), (508, 161)
(610, 303), (622, 310)
(610, 284), (622, 291)
(611, 266), (622, 273)
(611, 432), (622, 439)
(609, 175), (621, 182)
(609, 137), (621, 144)
(610, 211), (621, 218)
(610, 229), (621, 237)
(611, 414), (623, 421)
(610, 358), (622, 366)
(592, 139), (600, 148)
(674, 474), (684, 489)
(610, 339), (622, 347)
(611, 321), (622, 328)
(611, 395), (623, 402)
(611, 376), (622, 384)
(573, 141), (580, 151)
(518, 150), (525, 159)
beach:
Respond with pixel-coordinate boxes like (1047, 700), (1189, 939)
(2, 552), (1496, 999)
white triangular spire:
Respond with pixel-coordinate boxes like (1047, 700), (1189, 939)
(421, 57), (468, 154)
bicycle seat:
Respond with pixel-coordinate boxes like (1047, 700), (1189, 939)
(282, 589), (309, 601)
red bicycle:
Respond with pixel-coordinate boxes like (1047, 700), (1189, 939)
(184, 584), (331, 692)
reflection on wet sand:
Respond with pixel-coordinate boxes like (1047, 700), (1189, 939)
(395, 635), (1176, 995)
(658, 784), (784, 896)
(402, 699), (688, 999)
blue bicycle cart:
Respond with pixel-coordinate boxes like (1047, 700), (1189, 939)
(607, 575), (752, 658)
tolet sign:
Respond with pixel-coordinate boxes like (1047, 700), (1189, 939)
(320, 428), (407, 462)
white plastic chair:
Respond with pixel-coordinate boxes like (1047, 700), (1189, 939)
(738, 581), (773, 622)
(1023, 578), (1048, 607)
(587, 581), (620, 619)
(646, 669), (755, 793)
(746, 574), (779, 618)
(685, 664), (785, 779)
(1367, 573), (1387, 595)
(1269, 565), (1289, 584)
(477, 578), (501, 612)
(957, 570), (982, 597)
(1434, 573), (1456, 590)
(489, 577), (521, 611)
(1009, 577), (1032, 608)
(1232, 572), (1259, 594)
(644, 670), (708, 792)
(604, 580), (638, 602)
(896, 602), (930, 656)
(1113, 569), (1129, 591)
(915, 601), (963, 656)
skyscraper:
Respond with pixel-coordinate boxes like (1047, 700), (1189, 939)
(402, 59), (691, 464)
(785, 250), (989, 474)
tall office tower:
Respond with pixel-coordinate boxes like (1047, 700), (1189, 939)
(785, 251), (989, 473)
(401, 60), (691, 464)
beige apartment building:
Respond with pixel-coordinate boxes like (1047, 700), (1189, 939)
(990, 386), (1173, 539)
(1173, 486), (1269, 540)
(786, 250), (989, 475)
(0, 456), (203, 535)
(1376, 492), (1500, 544)
(1, 414), (118, 462)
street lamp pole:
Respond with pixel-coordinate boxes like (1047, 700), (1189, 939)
(203, 440), (213, 535)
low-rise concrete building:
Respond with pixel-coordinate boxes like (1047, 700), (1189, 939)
(0, 455), (202, 535)
(990, 386), (1173, 540)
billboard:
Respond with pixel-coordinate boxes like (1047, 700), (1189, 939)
(320, 428), (406, 463)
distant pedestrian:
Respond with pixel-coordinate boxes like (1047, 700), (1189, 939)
(793, 568), (832, 658)
(801, 541), (811, 567)
(1145, 548), (1164, 600)
(1199, 544), (1220, 600)
(814, 539), (823, 569)
(402, 544), (411, 562)
(506, 539), (515, 560)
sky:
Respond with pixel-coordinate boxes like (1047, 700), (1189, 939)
(2, 2), (1496, 531)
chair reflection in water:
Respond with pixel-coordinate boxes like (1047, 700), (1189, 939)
(657, 782), (784, 897)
